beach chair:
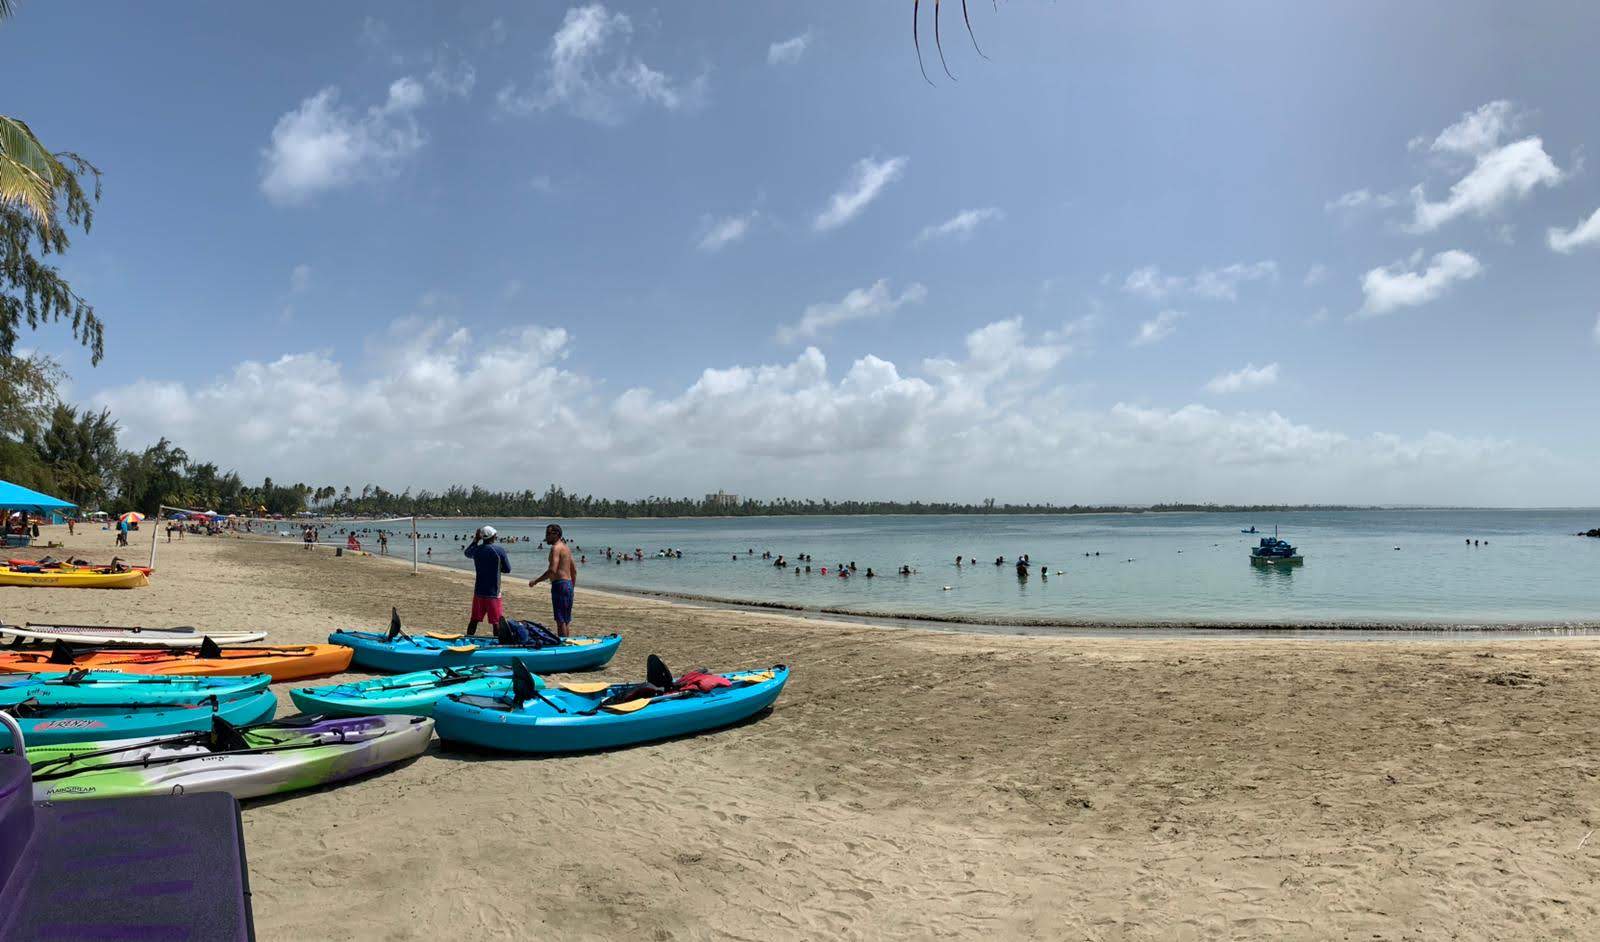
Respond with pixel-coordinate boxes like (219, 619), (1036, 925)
(0, 712), (256, 940)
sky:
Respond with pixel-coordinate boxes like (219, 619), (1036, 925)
(7, 1), (1600, 505)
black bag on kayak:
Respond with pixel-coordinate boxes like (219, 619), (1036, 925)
(495, 618), (561, 648)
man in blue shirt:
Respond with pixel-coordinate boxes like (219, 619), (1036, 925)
(463, 526), (511, 635)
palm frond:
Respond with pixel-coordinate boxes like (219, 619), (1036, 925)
(0, 116), (56, 222)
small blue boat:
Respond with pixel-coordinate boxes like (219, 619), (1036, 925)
(432, 661), (789, 754)
(1250, 527), (1304, 566)
(0, 687), (278, 748)
(330, 629), (621, 674)
(0, 671), (270, 707)
(290, 664), (540, 717)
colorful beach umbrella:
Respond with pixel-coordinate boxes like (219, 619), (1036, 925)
(118, 511), (145, 523)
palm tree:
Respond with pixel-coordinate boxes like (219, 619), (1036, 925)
(912, 0), (991, 85)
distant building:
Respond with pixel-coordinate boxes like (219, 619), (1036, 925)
(705, 490), (739, 508)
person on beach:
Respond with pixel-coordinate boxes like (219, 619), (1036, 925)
(463, 526), (511, 636)
(529, 524), (577, 637)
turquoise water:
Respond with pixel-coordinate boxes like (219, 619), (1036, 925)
(363, 510), (1600, 626)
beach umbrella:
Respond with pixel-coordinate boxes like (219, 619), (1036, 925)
(118, 511), (145, 523)
(170, 512), (189, 519)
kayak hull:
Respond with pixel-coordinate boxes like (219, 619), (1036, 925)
(0, 625), (267, 647)
(330, 630), (620, 674)
(0, 569), (149, 588)
(0, 671), (271, 705)
(433, 666), (788, 754)
(28, 714), (434, 802)
(0, 645), (353, 681)
(290, 665), (538, 717)
(0, 688), (278, 748)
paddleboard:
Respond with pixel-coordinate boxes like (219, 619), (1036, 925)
(1, 624), (267, 647)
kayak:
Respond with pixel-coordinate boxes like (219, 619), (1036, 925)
(26, 713), (435, 802)
(0, 688), (277, 748)
(291, 664), (542, 717)
(0, 623), (267, 647)
(0, 671), (271, 705)
(432, 663), (788, 754)
(0, 644), (353, 681)
(6, 558), (154, 575)
(330, 629), (620, 674)
(0, 567), (149, 589)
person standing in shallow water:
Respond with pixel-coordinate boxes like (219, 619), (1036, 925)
(530, 523), (577, 638)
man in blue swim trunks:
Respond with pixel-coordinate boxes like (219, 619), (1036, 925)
(529, 523), (576, 637)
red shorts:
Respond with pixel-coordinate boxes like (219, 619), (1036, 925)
(470, 595), (504, 623)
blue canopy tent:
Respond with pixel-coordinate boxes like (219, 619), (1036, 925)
(0, 480), (77, 548)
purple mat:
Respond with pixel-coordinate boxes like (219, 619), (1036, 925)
(0, 753), (254, 941)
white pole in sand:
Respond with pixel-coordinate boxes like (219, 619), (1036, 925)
(148, 505), (162, 571)
(412, 515), (418, 574)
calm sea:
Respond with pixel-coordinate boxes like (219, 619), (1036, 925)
(346, 510), (1600, 627)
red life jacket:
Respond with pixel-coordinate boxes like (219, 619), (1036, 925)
(673, 670), (733, 693)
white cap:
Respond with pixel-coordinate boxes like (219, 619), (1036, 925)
(478, 525), (497, 539)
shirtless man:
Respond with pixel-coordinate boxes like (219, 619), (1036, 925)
(529, 523), (577, 637)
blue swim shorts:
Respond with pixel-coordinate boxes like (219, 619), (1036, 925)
(550, 579), (574, 624)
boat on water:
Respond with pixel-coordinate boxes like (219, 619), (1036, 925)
(1241, 526), (1259, 534)
(1249, 528), (1304, 566)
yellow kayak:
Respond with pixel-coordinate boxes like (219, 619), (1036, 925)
(0, 567), (150, 589)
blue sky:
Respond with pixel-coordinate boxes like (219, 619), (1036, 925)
(8, 1), (1600, 504)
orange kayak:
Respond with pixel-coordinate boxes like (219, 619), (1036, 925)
(0, 644), (352, 681)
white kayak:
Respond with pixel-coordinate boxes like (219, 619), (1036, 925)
(0, 623), (268, 648)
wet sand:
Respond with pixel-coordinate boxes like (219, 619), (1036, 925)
(5, 527), (1600, 940)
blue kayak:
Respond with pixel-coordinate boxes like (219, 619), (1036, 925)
(328, 630), (620, 674)
(0, 687), (278, 747)
(290, 664), (543, 717)
(432, 664), (789, 753)
(0, 671), (271, 708)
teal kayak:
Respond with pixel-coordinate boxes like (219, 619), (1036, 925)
(433, 662), (788, 754)
(0, 687), (278, 748)
(0, 671), (270, 707)
(329, 630), (620, 674)
(290, 664), (544, 717)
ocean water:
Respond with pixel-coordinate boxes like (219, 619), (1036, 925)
(363, 510), (1600, 626)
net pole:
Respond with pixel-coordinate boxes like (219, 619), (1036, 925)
(412, 515), (418, 574)
(148, 505), (161, 570)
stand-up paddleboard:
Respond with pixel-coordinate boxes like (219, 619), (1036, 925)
(1, 623), (267, 648)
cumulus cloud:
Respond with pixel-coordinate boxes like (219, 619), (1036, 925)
(814, 156), (907, 231)
(915, 207), (1003, 245)
(1405, 102), (1562, 233)
(1547, 206), (1600, 254)
(259, 80), (427, 205)
(776, 280), (926, 344)
(1324, 189), (1398, 214)
(95, 316), (1556, 504)
(496, 3), (704, 124)
(1205, 362), (1280, 394)
(1122, 262), (1276, 301)
(767, 31), (812, 65)
(697, 211), (758, 252)
(1132, 310), (1184, 346)
(1358, 249), (1482, 317)
(425, 58), (477, 98)
(1303, 263), (1328, 286)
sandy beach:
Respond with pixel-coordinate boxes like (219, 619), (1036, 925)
(5, 526), (1600, 940)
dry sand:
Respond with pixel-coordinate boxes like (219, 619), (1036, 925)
(5, 526), (1600, 940)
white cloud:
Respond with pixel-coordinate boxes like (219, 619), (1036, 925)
(1358, 249), (1482, 317)
(1408, 137), (1563, 233)
(1324, 189), (1398, 214)
(697, 211), (758, 252)
(1428, 100), (1518, 157)
(259, 81), (427, 205)
(289, 264), (312, 293)
(1123, 262), (1276, 301)
(1303, 263), (1328, 286)
(496, 3), (704, 124)
(96, 317), (1557, 504)
(1205, 362), (1280, 394)
(915, 207), (1003, 244)
(426, 58), (477, 98)
(1132, 310), (1184, 346)
(776, 280), (926, 344)
(1593, 313), (1600, 346)
(1547, 206), (1600, 254)
(813, 156), (907, 232)
(767, 31), (812, 65)
(486, 17), (508, 45)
